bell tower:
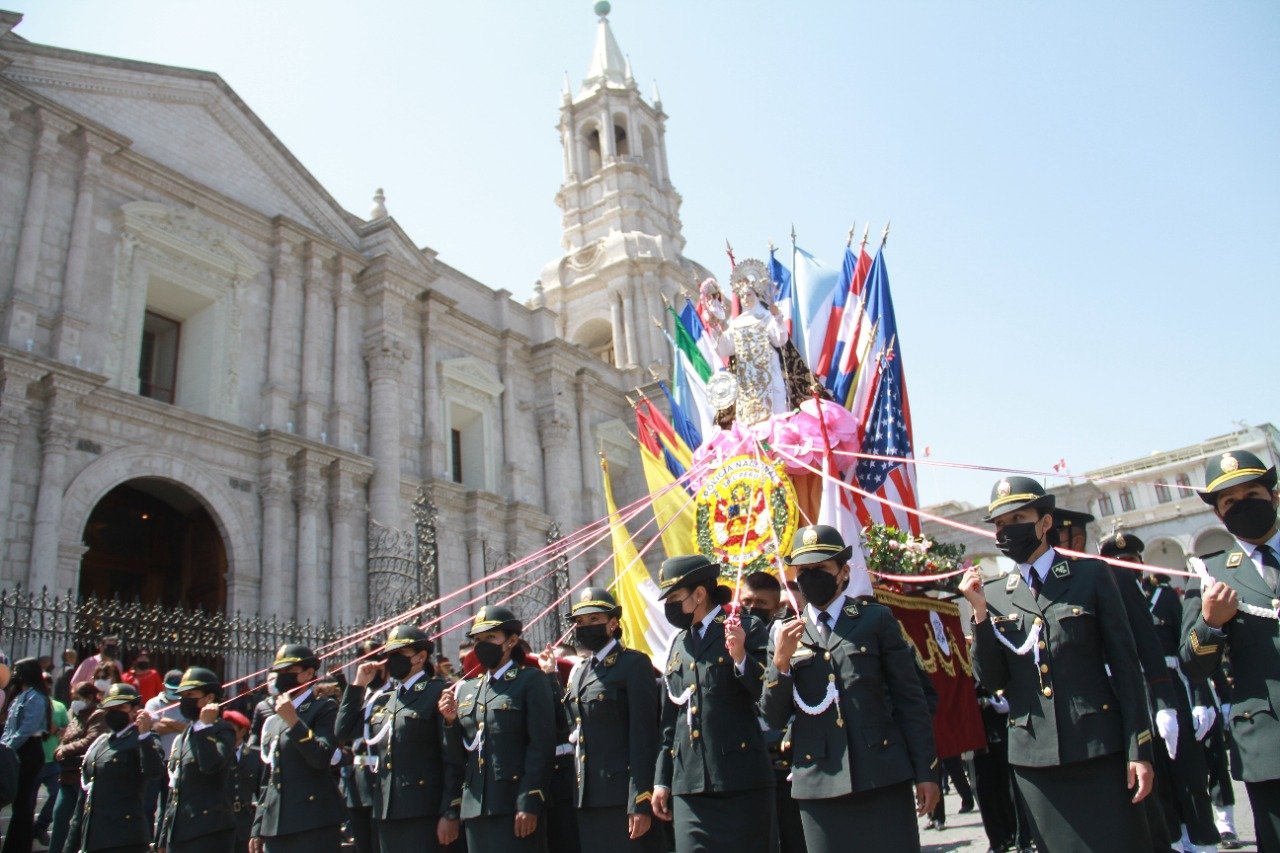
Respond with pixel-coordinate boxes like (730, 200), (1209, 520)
(536, 2), (706, 371)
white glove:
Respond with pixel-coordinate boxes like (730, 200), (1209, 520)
(1155, 708), (1179, 759)
(1192, 706), (1217, 741)
(989, 694), (1009, 714)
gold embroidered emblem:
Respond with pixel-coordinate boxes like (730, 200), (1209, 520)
(1115, 534), (1126, 549)
(802, 528), (819, 546)
(997, 480), (1012, 497)
(843, 604), (859, 617)
(581, 590), (592, 602)
(1005, 574), (1019, 592)
(603, 653), (618, 667)
(1221, 453), (1239, 473)
(504, 669), (517, 681)
(1226, 552), (1244, 568)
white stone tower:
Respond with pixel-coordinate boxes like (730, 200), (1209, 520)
(537, 1), (707, 371)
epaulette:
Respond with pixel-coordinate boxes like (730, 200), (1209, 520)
(1198, 550), (1226, 560)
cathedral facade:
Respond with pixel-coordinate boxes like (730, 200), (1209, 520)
(0, 8), (699, 627)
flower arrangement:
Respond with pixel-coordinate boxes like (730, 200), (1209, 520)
(861, 523), (968, 593)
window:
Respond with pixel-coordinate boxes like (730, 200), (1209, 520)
(447, 403), (486, 489)
(1155, 481), (1172, 503)
(1118, 487), (1135, 512)
(1097, 493), (1115, 516)
(138, 311), (180, 404)
(450, 429), (464, 484)
(1175, 473), (1192, 496)
(585, 128), (602, 175)
(614, 123), (629, 156)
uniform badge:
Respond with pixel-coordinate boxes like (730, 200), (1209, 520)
(580, 590), (592, 602)
(1005, 574), (1020, 592)
(603, 652), (618, 667)
(997, 480), (1012, 497)
(667, 652), (680, 674)
(1115, 533), (1127, 550)
(1221, 453), (1239, 473)
(297, 702), (311, 714)
(414, 682), (426, 691)
(802, 528), (819, 546)
(843, 604), (859, 618)
(504, 669), (517, 681)
(1051, 562), (1070, 579)
(1226, 552), (1244, 568)
(714, 613), (726, 624)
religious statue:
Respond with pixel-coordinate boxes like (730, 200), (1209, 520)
(715, 260), (788, 425)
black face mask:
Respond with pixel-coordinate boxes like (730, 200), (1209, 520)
(574, 623), (612, 653)
(474, 640), (506, 671)
(996, 522), (1043, 564)
(664, 601), (695, 631)
(1223, 497), (1278, 541)
(384, 654), (414, 682)
(178, 697), (202, 721)
(748, 606), (776, 623)
(796, 569), (841, 608)
(274, 672), (300, 693)
(104, 709), (131, 732)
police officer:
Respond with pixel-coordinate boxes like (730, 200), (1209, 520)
(960, 477), (1155, 851)
(763, 525), (940, 853)
(650, 555), (774, 853)
(222, 710), (260, 853)
(439, 605), (555, 852)
(249, 644), (346, 853)
(337, 625), (459, 852)
(561, 587), (661, 852)
(337, 638), (386, 853)
(68, 682), (164, 853)
(156, 666), (237, 853)
(1180, 449), (1280, 850)
(1100, 531), (1221, 851)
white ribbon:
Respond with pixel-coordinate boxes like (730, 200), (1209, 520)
(989, 619), (1043, 670)
(666, 682), (696, 731)
(363, 719), (393, 748)
(1188, 557), (1279, 622)
(791, 681), (840, 717)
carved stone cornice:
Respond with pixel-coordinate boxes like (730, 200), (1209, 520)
(363, 336), (409, 381)
(536, 405), (573, 449)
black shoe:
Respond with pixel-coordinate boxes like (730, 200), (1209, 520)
(959, 798), (975, 813)
(923, 819), (937, 830)
(1218, 831), (1241, 850)
(934, 820), (946, 831)
(35, 829), (50, 846)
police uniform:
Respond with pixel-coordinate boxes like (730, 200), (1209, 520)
(338, 674), (389, 853)
(156, 667), (238, 853)
(443, 606), (556, 852)
(561, 588), (662, 852)
(228, 729), (263, 853)
(1180, 451), (1280, 851)
(67, 683), (165, 853)
(654, 556), (775, 853)
(335, 625), (459, 853)
(761, 526), (938, 853)
(970, 478), (1154, 852)
(251, 644), (347, 853)
(1100, 532), (1220, 849)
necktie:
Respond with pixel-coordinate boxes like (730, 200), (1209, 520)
(1027, 570), (1043, 598)
(817, 611), (832, 643)
(693, 622), (704, 644)
(1259, 544), (1280, 594)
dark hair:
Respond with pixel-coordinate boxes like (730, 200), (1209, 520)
(744, 571), (782, 593)
(691, 578), (732, 607)
(13, 658), (52, 733)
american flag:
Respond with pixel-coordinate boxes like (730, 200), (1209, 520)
(847, 248), (921, 534)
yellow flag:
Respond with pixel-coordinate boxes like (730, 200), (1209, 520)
(600, 457), (673, 660)
(639, 443), (696, 560)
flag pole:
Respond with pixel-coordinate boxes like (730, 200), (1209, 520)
(880, 220), (891, 248)
(846, 222), (856, 248)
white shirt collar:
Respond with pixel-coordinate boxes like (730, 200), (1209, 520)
(290, 688), (313, 709)
(804, 593), (847, 627)
(1237, 530), (1280, 581)
(397, 670), (426, 692)
(1019, 547), (1058, 586)
(695, 605), (722, 634)
(489, 659), (515, 682)
(593, 639), (619, 662)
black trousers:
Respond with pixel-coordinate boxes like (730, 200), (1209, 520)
(1246, 779), (1280, 853)
(1206, 717), (1236, 808)
(346, 805), (375, 853)
(929, 755), (974, 822)
(1014, 754), (1151, 853)
(2, 738), (46, 853)
(974, 742), (1018, 850)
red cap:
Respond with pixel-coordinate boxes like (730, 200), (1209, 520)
(222, 710), (251, 730)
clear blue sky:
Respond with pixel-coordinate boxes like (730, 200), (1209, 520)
(15, 1), (1278, 508)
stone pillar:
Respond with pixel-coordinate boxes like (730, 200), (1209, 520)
(574, 373), (600, 527)
(52, 132), (108, 363)
(601, 110), (616, 158)
(292, 451), (325, 623)
(297, 244), (329, 438)
(262, 235), (298, 428)
(497, 335), (520, 500)
(419, 297), (440, 478)
(619, 284), (639, 369)
(328, 459), (364, 623)
(609, 293), (625, 369)
(328, 258), (359, 451)
(536, 406), (577, 581)
(0, 360), (40, 566)
(628, 279), (649, 368)
(364, 336), (408, 530)
(258, 466), (291, 618)
(4, 110), (66, 349)
(28, 375), (86, 593)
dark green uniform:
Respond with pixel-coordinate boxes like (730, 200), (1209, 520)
(563, 642), (661, 852)
(762, 594), (938, 853)
(156, 720), (238, 852)
(444, 662), (556, 852)
(337, 682), (390, 853)
(229, 743), (262, 853)
(71, 728), (165, 852)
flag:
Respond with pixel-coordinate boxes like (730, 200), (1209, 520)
(601, 457), (675, 660)
(656, 379), (702, 452)
(813, 245), (856, 382)
(639, 442), (697, 560)
(767, 247), (794, 340)
(635, 398), (693, 482)
(667, 304), (713, 383)
(791, 246), (840, 369)
(847, 248), (921, 534)
(816, 435), (872, 597)
(662, 329), (715, 442)
(827, 244), (875, 405)
(678, 298), (721, 371)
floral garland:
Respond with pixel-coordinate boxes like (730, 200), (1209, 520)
(862, 524), (968, 593)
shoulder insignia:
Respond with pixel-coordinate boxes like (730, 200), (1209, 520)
(1005, 574), (1020, 592)
(1188, 631), (1219, 656)
(714, 613), (726, 624)
(1136, 730), (1152, 746)
(297, 702), (311, 714)
(603, 652), (618, 667)
(843, 604), (860, 618)
(414, 682), (426, 691)
(1051, 562), (1070, 579)
(635, 790), (653, 805)
(1226, 552), (1244, 568)
(504, 668), (517, 681)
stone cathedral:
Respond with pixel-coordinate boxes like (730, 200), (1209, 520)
(0, 7), (705, 632)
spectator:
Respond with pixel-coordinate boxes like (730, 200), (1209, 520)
(51, 650), (75, 706)
(0, 647), (11, 715)
(122, 650), (162, 703)
(32, 673), (68, 848)
(2, 657), (52, 853)
(142, 669), (188, 825)
(68, 635), (120, 690)
(91, 660), (122, 697)
(49, 683), (103, 853)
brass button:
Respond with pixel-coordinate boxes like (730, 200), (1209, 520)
(308, 795), (315, 801)
(718, 657), (725, 664)
(740, 741), (747, 748)
(689, 706), (697, 715)
(689, 662), (695, 670)
(1072, 607), (1081, 615)
(804, 754), (812, 760)
(860, 646), (867, 653)
(828, 674), (836, 683)
(1102, 704), (1110, 711)
(691, 730), (700, 739)
(1042, 687), (1053, 697)
(1039, 664), (1049, 673)
(1033, 617), (1043, 627)
(823, 652), (832, 661)
(882, 738), (889, 746)
(1037, 641), (1047, 650)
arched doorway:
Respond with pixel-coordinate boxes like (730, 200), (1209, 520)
(79, 478), (227, 613)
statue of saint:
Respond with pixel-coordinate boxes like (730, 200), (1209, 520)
(716, 260), (788, 425)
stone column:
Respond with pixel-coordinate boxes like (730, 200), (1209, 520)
(601, 110), (616, 157)
(628, 279), (649, 368)
(292, 451), (325, 623)
(297, 245), (330, 438)
(4, 110), (66, 348)
(574, 373), (599, 526)
(609, 293), (624, 369)
(258, 465), (291, 618)
(536, 406), (576, 581)
(419, 297), (440, 478)
(497, 335), (521, 500)
(28, 375), (86, 593)
(364, 336), (408, 530)
(262, 235), (298, 428)
(328, 258), (359, 451)
(619, 284), (639, 369)
(328, 459), (364, 623)
(52, 131), (108, 362)
(0, 359), (40, 565)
